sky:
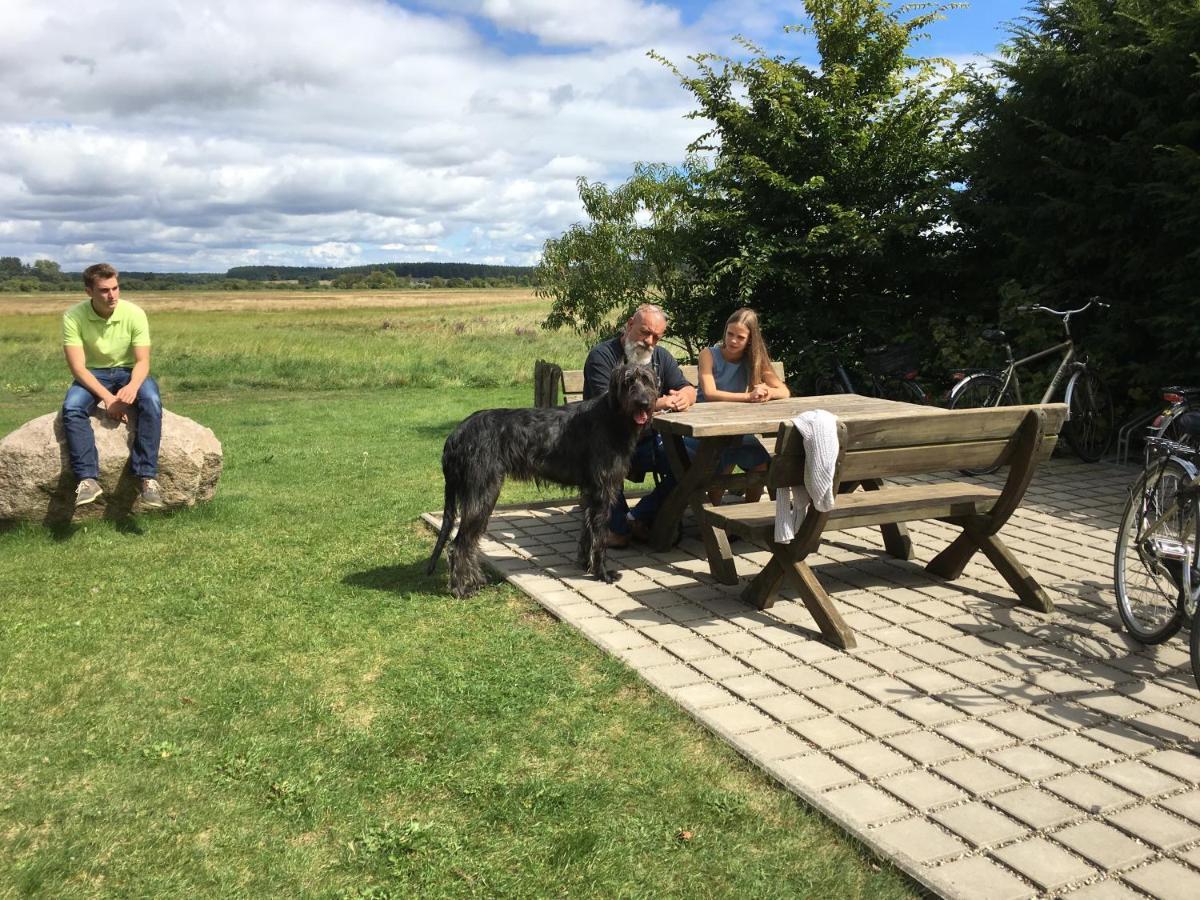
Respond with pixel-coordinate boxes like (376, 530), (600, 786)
(1, 0), (1033, 273)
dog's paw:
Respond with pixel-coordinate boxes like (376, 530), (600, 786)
(595, 567), (620, 584)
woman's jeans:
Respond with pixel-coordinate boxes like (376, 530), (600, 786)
(62, 369), (162, 480)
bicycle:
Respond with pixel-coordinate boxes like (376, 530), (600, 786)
(1152, 385), (1200, 449)
(1113, 426), (1200, 691)
(948, 299), (1114, 473)
(807, 336), (935, 404)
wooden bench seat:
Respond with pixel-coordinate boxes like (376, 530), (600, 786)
(698, 404), (1069, 649)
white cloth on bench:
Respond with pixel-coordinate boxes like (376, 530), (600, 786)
(774, 410), (839, 544)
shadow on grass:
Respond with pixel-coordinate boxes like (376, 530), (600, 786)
(343, 558), (452, 596)
(410, 419), (466, 440)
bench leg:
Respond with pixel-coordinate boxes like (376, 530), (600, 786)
(701, 522), (739, 585)
(787, 559), (857, 650)
(972, 530), (1055, 613)
(742, 556), (786, 609)
(926, 532), (977, 580)
(859, 480), (913, 560)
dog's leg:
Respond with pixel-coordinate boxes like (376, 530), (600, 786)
(580, 488), (618, 582)
(449, 480), (502, 597)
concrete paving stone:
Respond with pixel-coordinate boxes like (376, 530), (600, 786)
(1159, 791), (1200, 825)
(722, 673), (786, 701)
(1105, 805), (1200, 851)
(804, 683), (875, 713)
(1062, 879), (1145, 900)
(698, 702), (778, 736)
(906, 619), (964, 641)
(1097, 760), (1186, 800)
(739, 647), (801, 671)
(1082, 724), (1161, 757)
(1128, 711), (1200, 743)
(872, 626), (925, 648)
(899, 666), (967, 695)
(1121, 859), (1200, 900)
(831, 740), (914, 779)
(1024, 669), (1098, 695)
(753, 693), (826, 724)
(983, 651), (1042, 679)
(691, 655), (752, 680)
(616, 645), (679, 669)
(1031, 698), (1109, 731)
(873, 604), (928, 626)
(937, 757), (1024, 796)
(823, 782), (911, 826)
(910, 598), (963, 619)
(790, 715), (868, 750)
(937, 719), (1013, 753)
(703, 629), (770, 654)
(617, 607), (673, 629)
(990, 787), (1084, 829)
(670, 682), (739, 710)
(874, 816), (968, 865)
(772, 752), (860, 793)
(927, 855), (1037, 900)
(663, 602), (726, 625)
(892, 695), (964, 727)
(1077, 692), (1155, 719)
(1045, 772), (1138, 815)
(640, 663), (707, 690)
(858, 647), (924, 675)
(939, 687), (1013, 717)
(993, 837), (1098, 893)
(1183, 844), (1200, 867)
(1051, 820), (1154, 870)
(736, 725), (812, 761)
(941, 632), (1005, 658)
(783, 638), (844, 664)
(841, 610), (893, 632)
(770, 665), (834, 692)
(880, 769), (967, 811)
(854, 675), (920, 704)
(933, 802), (1029, 848)
(940, 658), (1008, 685)
(986, 708), (1064, 741)
(664, 637), (724, 662)
(594, 595), (649, 615)
(904, 641), (967, 666)
(981, 627), (1041, 651)
(1171, 701), (1200, 725)
(1143, 749), (1200, 784)
(887, 730), (965, 766)
(813, 654), (879, 683)
(986, 745), (1072, 781)
(1114, 680), (1194, 710)
(840, 705), (914, 739)
(593, 628), (655, 652)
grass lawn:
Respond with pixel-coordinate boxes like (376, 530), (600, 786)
(0, 290), (916, 897)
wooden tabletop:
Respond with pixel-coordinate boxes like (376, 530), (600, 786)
(652, 393), (941, 438)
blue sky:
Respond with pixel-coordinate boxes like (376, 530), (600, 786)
(1, 1), (1035, 272)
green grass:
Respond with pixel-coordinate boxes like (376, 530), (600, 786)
(0, 293), (916, 898)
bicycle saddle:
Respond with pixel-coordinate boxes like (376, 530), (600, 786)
(981, 329), (1007, 343)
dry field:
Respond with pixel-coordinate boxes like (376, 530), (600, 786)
(0, 287), (539, 316)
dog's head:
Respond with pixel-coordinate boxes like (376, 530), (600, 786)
(608, 363), (658, 427)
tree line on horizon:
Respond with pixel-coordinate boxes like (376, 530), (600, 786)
(0, 258), (534, 293)
(535, 0), (1199, 417)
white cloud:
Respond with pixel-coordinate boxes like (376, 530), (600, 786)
(479, 0), (680, 48)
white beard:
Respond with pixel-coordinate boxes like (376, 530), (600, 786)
(623, 338), (653, 366)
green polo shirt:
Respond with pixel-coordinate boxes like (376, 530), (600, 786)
(62, 299), (151, 368)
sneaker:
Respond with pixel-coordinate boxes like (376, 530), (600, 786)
(139, 478), (164, 508)
(75, 478), (103, 507)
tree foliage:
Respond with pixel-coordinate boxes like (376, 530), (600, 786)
(535, 162), (714, 356)
(956, 0), (1200, 403)
(666, 0), (970, 376)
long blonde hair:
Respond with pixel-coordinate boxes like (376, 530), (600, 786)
(723, 308), (773, 384)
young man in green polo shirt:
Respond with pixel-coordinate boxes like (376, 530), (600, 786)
(62, 263), (164, 508)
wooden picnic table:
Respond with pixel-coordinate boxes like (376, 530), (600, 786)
(650, 393), (942, 556)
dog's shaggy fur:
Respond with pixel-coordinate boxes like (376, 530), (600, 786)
(428, 363), (658, 597)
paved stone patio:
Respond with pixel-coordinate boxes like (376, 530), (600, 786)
(424, 457), (1200, 899)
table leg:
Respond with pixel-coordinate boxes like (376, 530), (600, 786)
(651, 434), (734, 552)
(859, 479), (913, 560)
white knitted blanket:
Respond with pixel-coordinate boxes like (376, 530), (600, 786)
(774, 410), (839, 544)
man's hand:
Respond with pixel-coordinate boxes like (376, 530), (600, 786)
(659, 385), (697, 413)
(104, 397), (128, 422)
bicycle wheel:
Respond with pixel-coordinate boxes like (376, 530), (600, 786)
(1191, 605), (1200, 692)
(948, 374), (1013, 475)
(1063, 369), (1114, 462)
(1113, 460), (1191, 643)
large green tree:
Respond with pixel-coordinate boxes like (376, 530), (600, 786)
(956, 0), (1200, 404)
(665, 0), (970, 375)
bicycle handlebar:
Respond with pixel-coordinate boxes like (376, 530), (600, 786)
(1015, 297), (1109, 317)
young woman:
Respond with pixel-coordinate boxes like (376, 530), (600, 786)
(692, 308), (790, 504)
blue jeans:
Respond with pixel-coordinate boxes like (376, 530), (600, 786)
(62, 369), (162, 480)
(609, 433), (677, 535)
(683, 434), (770, 472)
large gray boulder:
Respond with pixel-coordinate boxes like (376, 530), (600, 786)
(0, 408), (222, 523)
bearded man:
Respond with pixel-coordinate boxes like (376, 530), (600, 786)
(582, 304), (696, 547)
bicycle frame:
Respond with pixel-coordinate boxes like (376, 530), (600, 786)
(995, 339), (1079, 405)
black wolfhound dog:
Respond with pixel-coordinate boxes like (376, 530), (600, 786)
(428, 363), (658, 597)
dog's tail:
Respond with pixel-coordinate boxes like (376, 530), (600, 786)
(426, 475), (457, 575)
